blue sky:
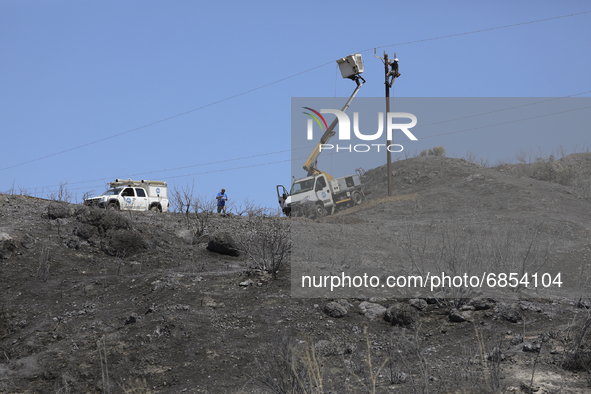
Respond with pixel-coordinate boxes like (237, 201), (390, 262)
(1, 1), (590, 211)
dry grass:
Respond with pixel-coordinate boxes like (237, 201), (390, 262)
(326, 193), (419, 220)
(120, 377), (152, 394)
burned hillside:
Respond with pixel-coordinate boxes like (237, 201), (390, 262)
(1, 153), (591, 393)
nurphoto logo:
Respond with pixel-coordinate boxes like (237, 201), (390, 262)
(303, 107), (418, 153)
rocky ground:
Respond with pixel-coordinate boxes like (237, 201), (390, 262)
(1, 153), (591, 393)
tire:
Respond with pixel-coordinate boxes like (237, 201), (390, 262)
(150, 205), (160, 212)
(107, 202), (118, 211)
(352, 191), (362, 206)
(314, 204), (326, 219)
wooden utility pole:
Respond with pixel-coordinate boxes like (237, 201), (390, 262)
(376, 50), (400, 197)
(384, 53), (392, 197)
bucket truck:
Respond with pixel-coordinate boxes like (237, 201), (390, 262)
(277, 53), (366, 218)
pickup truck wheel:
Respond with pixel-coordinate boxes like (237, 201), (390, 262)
(314, 204), (326, 219)
(107, 202), (118, 211)
(150, 205), (160, 212)
(352, 191), (362, 206)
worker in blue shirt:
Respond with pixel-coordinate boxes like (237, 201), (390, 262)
(216, 188), (228, 215)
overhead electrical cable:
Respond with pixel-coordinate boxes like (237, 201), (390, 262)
(365, 10), (591, 52)
(410, 91), (591, 132)
(2, 10), (589, 173)
(422, 105), (591, 139)
(45, 157), (305, 194)
(23, 90), (591, 193)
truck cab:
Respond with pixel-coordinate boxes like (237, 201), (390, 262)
(277, 173), (363, 218)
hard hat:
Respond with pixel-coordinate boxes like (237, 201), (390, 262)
(394, 58), (399, 62)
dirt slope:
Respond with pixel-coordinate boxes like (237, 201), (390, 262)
(1, 154), (591, 393)
(293, 154), (591, 300)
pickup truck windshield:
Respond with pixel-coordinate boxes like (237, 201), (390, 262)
(103, 188), (123, 196)
(290, 179), (314, 195)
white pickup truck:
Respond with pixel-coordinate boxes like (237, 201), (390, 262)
(277, 173), (363, 218)
(84, 179), (169, 212)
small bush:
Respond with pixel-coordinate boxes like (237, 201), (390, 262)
(74, 224), (99, 240)
(420, 146), (446, 157)
(0, 239), (17, 260)
(191, 195), (217, 236)
(46, 202), (74, 220)
(530, 160), (575, 185)
(233, 197), (278, 217)
(207, 231), (240, 256)
(432, 146), (446, 156)
(77, 208), (132, 236)
(385, 304), (416, 327)
(256, 336), (308, 394)
(48, 182), (73, 203)
(237, 218), (290, 279)
(562, 315), (591, 372)
(103, 229), (147, 258)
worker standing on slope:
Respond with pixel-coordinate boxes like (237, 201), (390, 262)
(216, 188), (228, 216)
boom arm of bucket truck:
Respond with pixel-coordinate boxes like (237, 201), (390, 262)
(302, 54), (365, 181)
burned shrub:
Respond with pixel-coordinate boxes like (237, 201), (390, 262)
(236, 218), (290, 279)
(385, 303), (416, 327)
(77, 208), (131, 236)
(0, 239), (17, 260)
(74, 224), (99, 240)
(46, 202), (74, 220)
(530, 159), (575, 185)
(562, 316), (591, 372)
(102, 229), (147, 258)
(420, 146), (446, 157)
(207, 231), (240, 257)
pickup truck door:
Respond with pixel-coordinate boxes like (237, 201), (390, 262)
(120, 187), (136, 210)
(276, 185), (288, 209)
(134, 188), (149, 211)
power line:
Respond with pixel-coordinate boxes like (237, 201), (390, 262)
(27, 93), (590, 195)
(2, 10), (589, 173)
(34, 99), (590, 195)
(30, 148), (294, 190)
(39, 103), (590, 194)
(24, 145), (319, 191)
(364, 10), (591, 52)
(412, 91), (591, 132)
(0, 65), (332, 172)
(422, 105), (591, 139)
(45, 157), (304, 194)
(20, 91), (591, 193)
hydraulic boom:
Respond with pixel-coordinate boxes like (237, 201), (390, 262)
(302, 76), (365, 181)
